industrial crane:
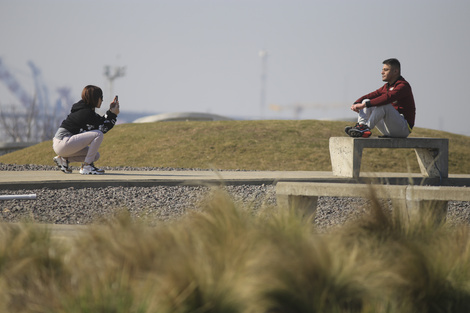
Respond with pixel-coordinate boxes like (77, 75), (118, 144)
(0, 57), (71, 142)
(269, 102), (345, 119)
(0, 57), (33, 109)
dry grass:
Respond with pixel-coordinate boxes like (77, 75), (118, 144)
(1, 119), (469, 173)
(2, 188), (470, 313)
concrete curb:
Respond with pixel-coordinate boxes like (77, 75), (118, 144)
(1, 170), (469, 190)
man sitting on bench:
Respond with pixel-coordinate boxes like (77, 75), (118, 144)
(345, 58), (416, 138)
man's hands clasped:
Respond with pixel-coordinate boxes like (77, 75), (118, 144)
(350, 102), (365, 113)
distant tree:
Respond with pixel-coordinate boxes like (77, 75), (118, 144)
(0, 95), (41, 142)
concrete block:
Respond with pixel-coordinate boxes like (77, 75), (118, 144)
(276, 182), (470, 224)
(329, 137), (448, 178)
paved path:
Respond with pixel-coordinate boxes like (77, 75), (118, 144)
(0, 170), (333, 189)
(1, 170), (469, 190)
(2, 170), (470, 238)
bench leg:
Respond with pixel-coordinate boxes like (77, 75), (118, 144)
(414, 148), (448, 178)
(330, 138), (362, 178)
(277, 195), (318, 217)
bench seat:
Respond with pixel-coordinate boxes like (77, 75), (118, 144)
(276, 182), (470, 221)
(329, 137), (448, 178)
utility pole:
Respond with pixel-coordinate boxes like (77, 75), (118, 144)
(259, 50), (268, 119)
(103, 65), (125, 103)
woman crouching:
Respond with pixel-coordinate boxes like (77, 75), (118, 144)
(52, 85), (120, 175)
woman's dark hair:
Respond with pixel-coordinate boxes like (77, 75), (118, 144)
(81, 85), (103, 108)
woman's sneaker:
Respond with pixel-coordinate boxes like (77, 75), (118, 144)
(80, 163), (105, 175)
(53, 156), (72, 173)
(90, 163), (105, 174)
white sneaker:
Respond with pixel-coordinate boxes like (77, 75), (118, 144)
(90, 163), (105, 174)
(53, 156), (72, 174)
(80, 163), (105, 175)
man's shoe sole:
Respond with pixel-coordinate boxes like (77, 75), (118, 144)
(348, 129), (372, 138)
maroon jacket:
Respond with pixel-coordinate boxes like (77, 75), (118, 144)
(355, 76), (416, 128)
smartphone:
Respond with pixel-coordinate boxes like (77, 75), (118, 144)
(111, 95), (118, 108)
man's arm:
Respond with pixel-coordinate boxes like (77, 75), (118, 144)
(367, 82), (412, 107)
(354, 87), (383, 104)
(351, 87), (384, 112)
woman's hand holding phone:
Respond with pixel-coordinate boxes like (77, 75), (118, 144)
(110, 95), (120, 115)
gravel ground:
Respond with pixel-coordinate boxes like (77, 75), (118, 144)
(1, 163), (470, 230)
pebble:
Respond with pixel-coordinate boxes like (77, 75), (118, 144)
(1, 163), (470, 230)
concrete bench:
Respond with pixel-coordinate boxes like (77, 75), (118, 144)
(276, 182), (470, 222)
(329, 137), (448, 178)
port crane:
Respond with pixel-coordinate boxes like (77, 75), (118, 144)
(269, 102), (345, 119)
(0, 57), (71, 142)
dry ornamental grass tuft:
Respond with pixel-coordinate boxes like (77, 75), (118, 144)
(2, 188), (470, 312)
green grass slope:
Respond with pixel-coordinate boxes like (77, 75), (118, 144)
(1, 120), (469, 174)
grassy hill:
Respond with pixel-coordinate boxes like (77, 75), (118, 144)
(1, 119), (469, 174)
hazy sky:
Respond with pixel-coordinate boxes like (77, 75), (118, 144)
(1, 0), (469, 135)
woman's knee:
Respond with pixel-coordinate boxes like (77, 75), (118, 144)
(92, 130), (104, 138)
(90, 130), (104, 143)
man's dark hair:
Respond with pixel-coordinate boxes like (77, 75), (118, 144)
(383, 58), (401, 73)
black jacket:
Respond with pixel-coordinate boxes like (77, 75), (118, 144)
(59, 100), (117, 135)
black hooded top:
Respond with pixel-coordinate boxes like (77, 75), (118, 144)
(59, 100), (117, 135)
